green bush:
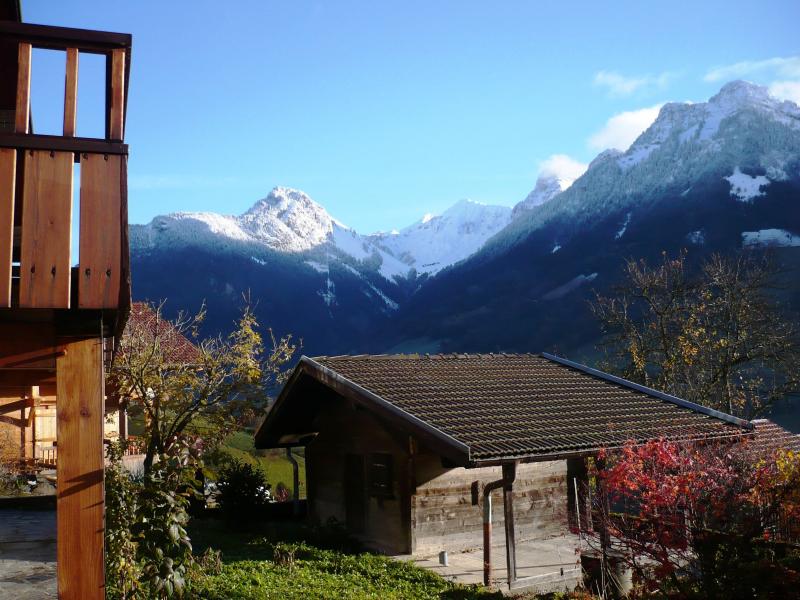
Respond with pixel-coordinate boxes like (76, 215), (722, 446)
(215, 459), (272, 526)
(105, 439), (201, 599)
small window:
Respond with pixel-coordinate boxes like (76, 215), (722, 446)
(368, 452), (394, 498)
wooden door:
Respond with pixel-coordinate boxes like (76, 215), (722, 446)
(344, 453), (366, 534)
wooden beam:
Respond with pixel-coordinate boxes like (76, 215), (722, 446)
(57, 337), (105, 600)
(0, 132), (128, 156)
(109, 49), (125, 140)
(0, 148), (15, 307)
(78, 153), (121, 308)
(63, 48), (79, 137)
(0, 414), (24, 428)
(0, 21), (131, 53)
(19, 150), (73, 308)
(0, 397), (34, 416)
(15, 42), (31, 134)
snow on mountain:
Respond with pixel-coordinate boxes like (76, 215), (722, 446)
(742, 229), (800, 248)
(488, 81), (800, 253)
(725, 167), (770, 202)
(369, 199), (512, 275)
(512, 174), (568, 217)
(512, 155), (587, 217)
(239, 187), (334, 252)
(132, 188), (513, 282)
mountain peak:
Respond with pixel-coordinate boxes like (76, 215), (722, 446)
(238, 186), (335, 251)
(711, 80), (771, 104)
(512, 173), (568, 217)
(245, 186), (321, 216)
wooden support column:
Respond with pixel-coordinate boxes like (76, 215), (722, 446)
(56, 337), (105, 600)
(0, 147), (15, 307)
(502, 461), (518, 587)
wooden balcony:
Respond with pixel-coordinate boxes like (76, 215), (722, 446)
(0, 21), (131, 338)
(0, 17), (133, 599)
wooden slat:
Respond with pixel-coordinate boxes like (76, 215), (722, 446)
(56, 337), (105, 600)
(0, 148), (15, 307)
(15, 42), (31, 134)
(79, 153), (121, 308)
(63, 48), (79, 137)
(19, 150), (73, 308)
(109, 48), (125, 140)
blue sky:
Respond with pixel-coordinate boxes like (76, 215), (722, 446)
(24, 0), (800, 233)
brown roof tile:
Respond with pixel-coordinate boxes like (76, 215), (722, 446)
(750, 419), (800, 456)
(122, 302), (201, 365)
(257, 353), (752, 463)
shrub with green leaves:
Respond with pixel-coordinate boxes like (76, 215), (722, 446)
(105, 439), (202, 599)
(105, 440), (141, 599)
(216, 459), (272, 525)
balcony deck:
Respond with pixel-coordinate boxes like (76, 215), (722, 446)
(0, 21), (131, 344)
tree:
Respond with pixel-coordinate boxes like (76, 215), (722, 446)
(585, 439), (800, 598)
(592, 251), (800, 418)
(109, 301), (297, 473)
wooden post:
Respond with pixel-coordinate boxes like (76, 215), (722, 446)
(502, 461), (518, 587)
(15, 42), (31, 134)
(0, 148), (15, 308)
(63, 48), (79, 137)
(109, 49), (125, 140)
(57, 337), (105, 600)
(286, 447), (300, 516)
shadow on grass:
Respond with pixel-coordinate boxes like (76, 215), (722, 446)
(187, 516), (520, 599)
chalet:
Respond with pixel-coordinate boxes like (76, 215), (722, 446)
(0, 2), (131, 598)
(255, 353), (753, 591)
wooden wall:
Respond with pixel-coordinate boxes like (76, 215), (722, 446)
(306, 402), (411, 554)
(412, 451), (568, 556)
(303, 397), (568, 558)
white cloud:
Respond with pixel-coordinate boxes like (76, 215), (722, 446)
(704, 56), (800, 82)
(593, 70), (673, 97)
(588, 104), (663, 151)
(538, 154), (588, 182)
(768, 80), (800, 105)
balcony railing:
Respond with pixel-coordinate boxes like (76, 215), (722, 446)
(0, 21), (131, 312)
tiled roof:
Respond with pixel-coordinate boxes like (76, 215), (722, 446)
(259, 353), (751, 463)
(121, 302), (201, 365)
(750, 419), (800, 455)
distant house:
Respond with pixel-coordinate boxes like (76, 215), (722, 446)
(0, 302), (198, 472)
(255, 353), (752, 590)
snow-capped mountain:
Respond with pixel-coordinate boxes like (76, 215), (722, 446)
(132, 187), (514, 281)
(369, 200), (512, 275)
(381, 81), (800, 355)
(492, 80), (800, 253)
(131, 81), (800, 359)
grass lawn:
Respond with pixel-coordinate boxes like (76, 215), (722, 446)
(189, 520), (589, 600)
(186, 519), (578, 600)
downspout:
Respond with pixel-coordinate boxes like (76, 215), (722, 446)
(481, 461), (518, 587)
(286, 447), (300, 516)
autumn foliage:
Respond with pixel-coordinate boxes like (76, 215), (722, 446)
(586, 439), (800, 598)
